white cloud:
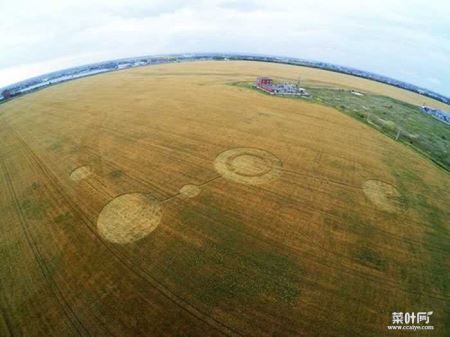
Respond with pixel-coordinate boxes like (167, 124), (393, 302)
(0, 0), (449, 95)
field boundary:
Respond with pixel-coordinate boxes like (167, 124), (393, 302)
(234, 82), (450, 173)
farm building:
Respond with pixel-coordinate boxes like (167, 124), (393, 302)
(421, 105), (450, 124)
(255, 77), (309, 96)
(256, 77), (273, 87)
(255, 77), (274, 93)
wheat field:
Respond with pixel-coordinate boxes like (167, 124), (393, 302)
(0, 61), (448, 336)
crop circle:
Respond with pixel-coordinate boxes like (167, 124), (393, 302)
(179, 184), (201, 198)
(214, 148), (282, 185)
(362, 180), (406, 213)
(97, 193), (162, 244)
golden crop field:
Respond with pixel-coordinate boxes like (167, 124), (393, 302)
(0, 61), (448, 337)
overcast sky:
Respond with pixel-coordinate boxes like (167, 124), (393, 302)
(1, 0), (449, 96)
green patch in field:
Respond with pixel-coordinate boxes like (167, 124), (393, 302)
(391, 169), (449, 298)
(354, 246), (386, 271)
(194, 249), (300, 305)
(53, 212), (73, 225)
(414, 195), (444, 227)
(109, 169), (124, 178)
(408, 195), (448, 292)
(392, 167), (443, 227)
(48, 140), (64, 152)
(335, 211), (375, 237)
(20, 199), (48, 220)
(0, 239), (22, 261)
(41, 254), (63, 278)
(161, 197), (301, 308)
(392, 168), (421, 185)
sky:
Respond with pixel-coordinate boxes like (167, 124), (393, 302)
(1, 0), (449, 96)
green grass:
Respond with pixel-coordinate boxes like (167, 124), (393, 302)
(234, 82), (450, 171)
(388, 165), (449, 298)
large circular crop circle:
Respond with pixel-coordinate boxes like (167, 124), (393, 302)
(214, 148), (282, 185)
(362, 180), (406, 213)
(97, 193), (162, 244)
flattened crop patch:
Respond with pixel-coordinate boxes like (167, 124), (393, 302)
(214, 148), (282, 185)
(179, 184), (201, 198)
(70, 166), (92, 181)
(362, 180), (406, 213)
(97, 193), (162, 244)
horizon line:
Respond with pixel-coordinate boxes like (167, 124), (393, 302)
(1, 52), (449, 105)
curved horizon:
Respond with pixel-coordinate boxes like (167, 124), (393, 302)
(1, 0), (449, 97)
(1, 53), (449, 106)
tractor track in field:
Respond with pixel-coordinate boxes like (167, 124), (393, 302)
(278, 169), (448, 254)
(0, 300), (15, 337)
(19, 122), (448, 305)
(187, 191), (450, 303)
(8, 126), (243, 337)
(161, 175), (222, 203)
(1, 61), (448, 336)
(1, 159), (90, 337)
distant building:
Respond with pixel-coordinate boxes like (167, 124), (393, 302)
(256, 77), (273, 87)
(255, 77), (309, 96)
(1, 89), (13, 99)
(117, 63), (132, 70)
(256, 77), (275, 94)
(421, 105), (450, 124)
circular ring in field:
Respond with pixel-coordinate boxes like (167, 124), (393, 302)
(179, 184), (201, 198)
(97, 193), (162, 244)
(362, 180), (405, 213)
(214, 148), (282, 185)
(70, 166), (92, 181)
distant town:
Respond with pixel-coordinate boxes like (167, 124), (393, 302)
(1, 53), (449, 123)
(421, 105), (450, 124)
